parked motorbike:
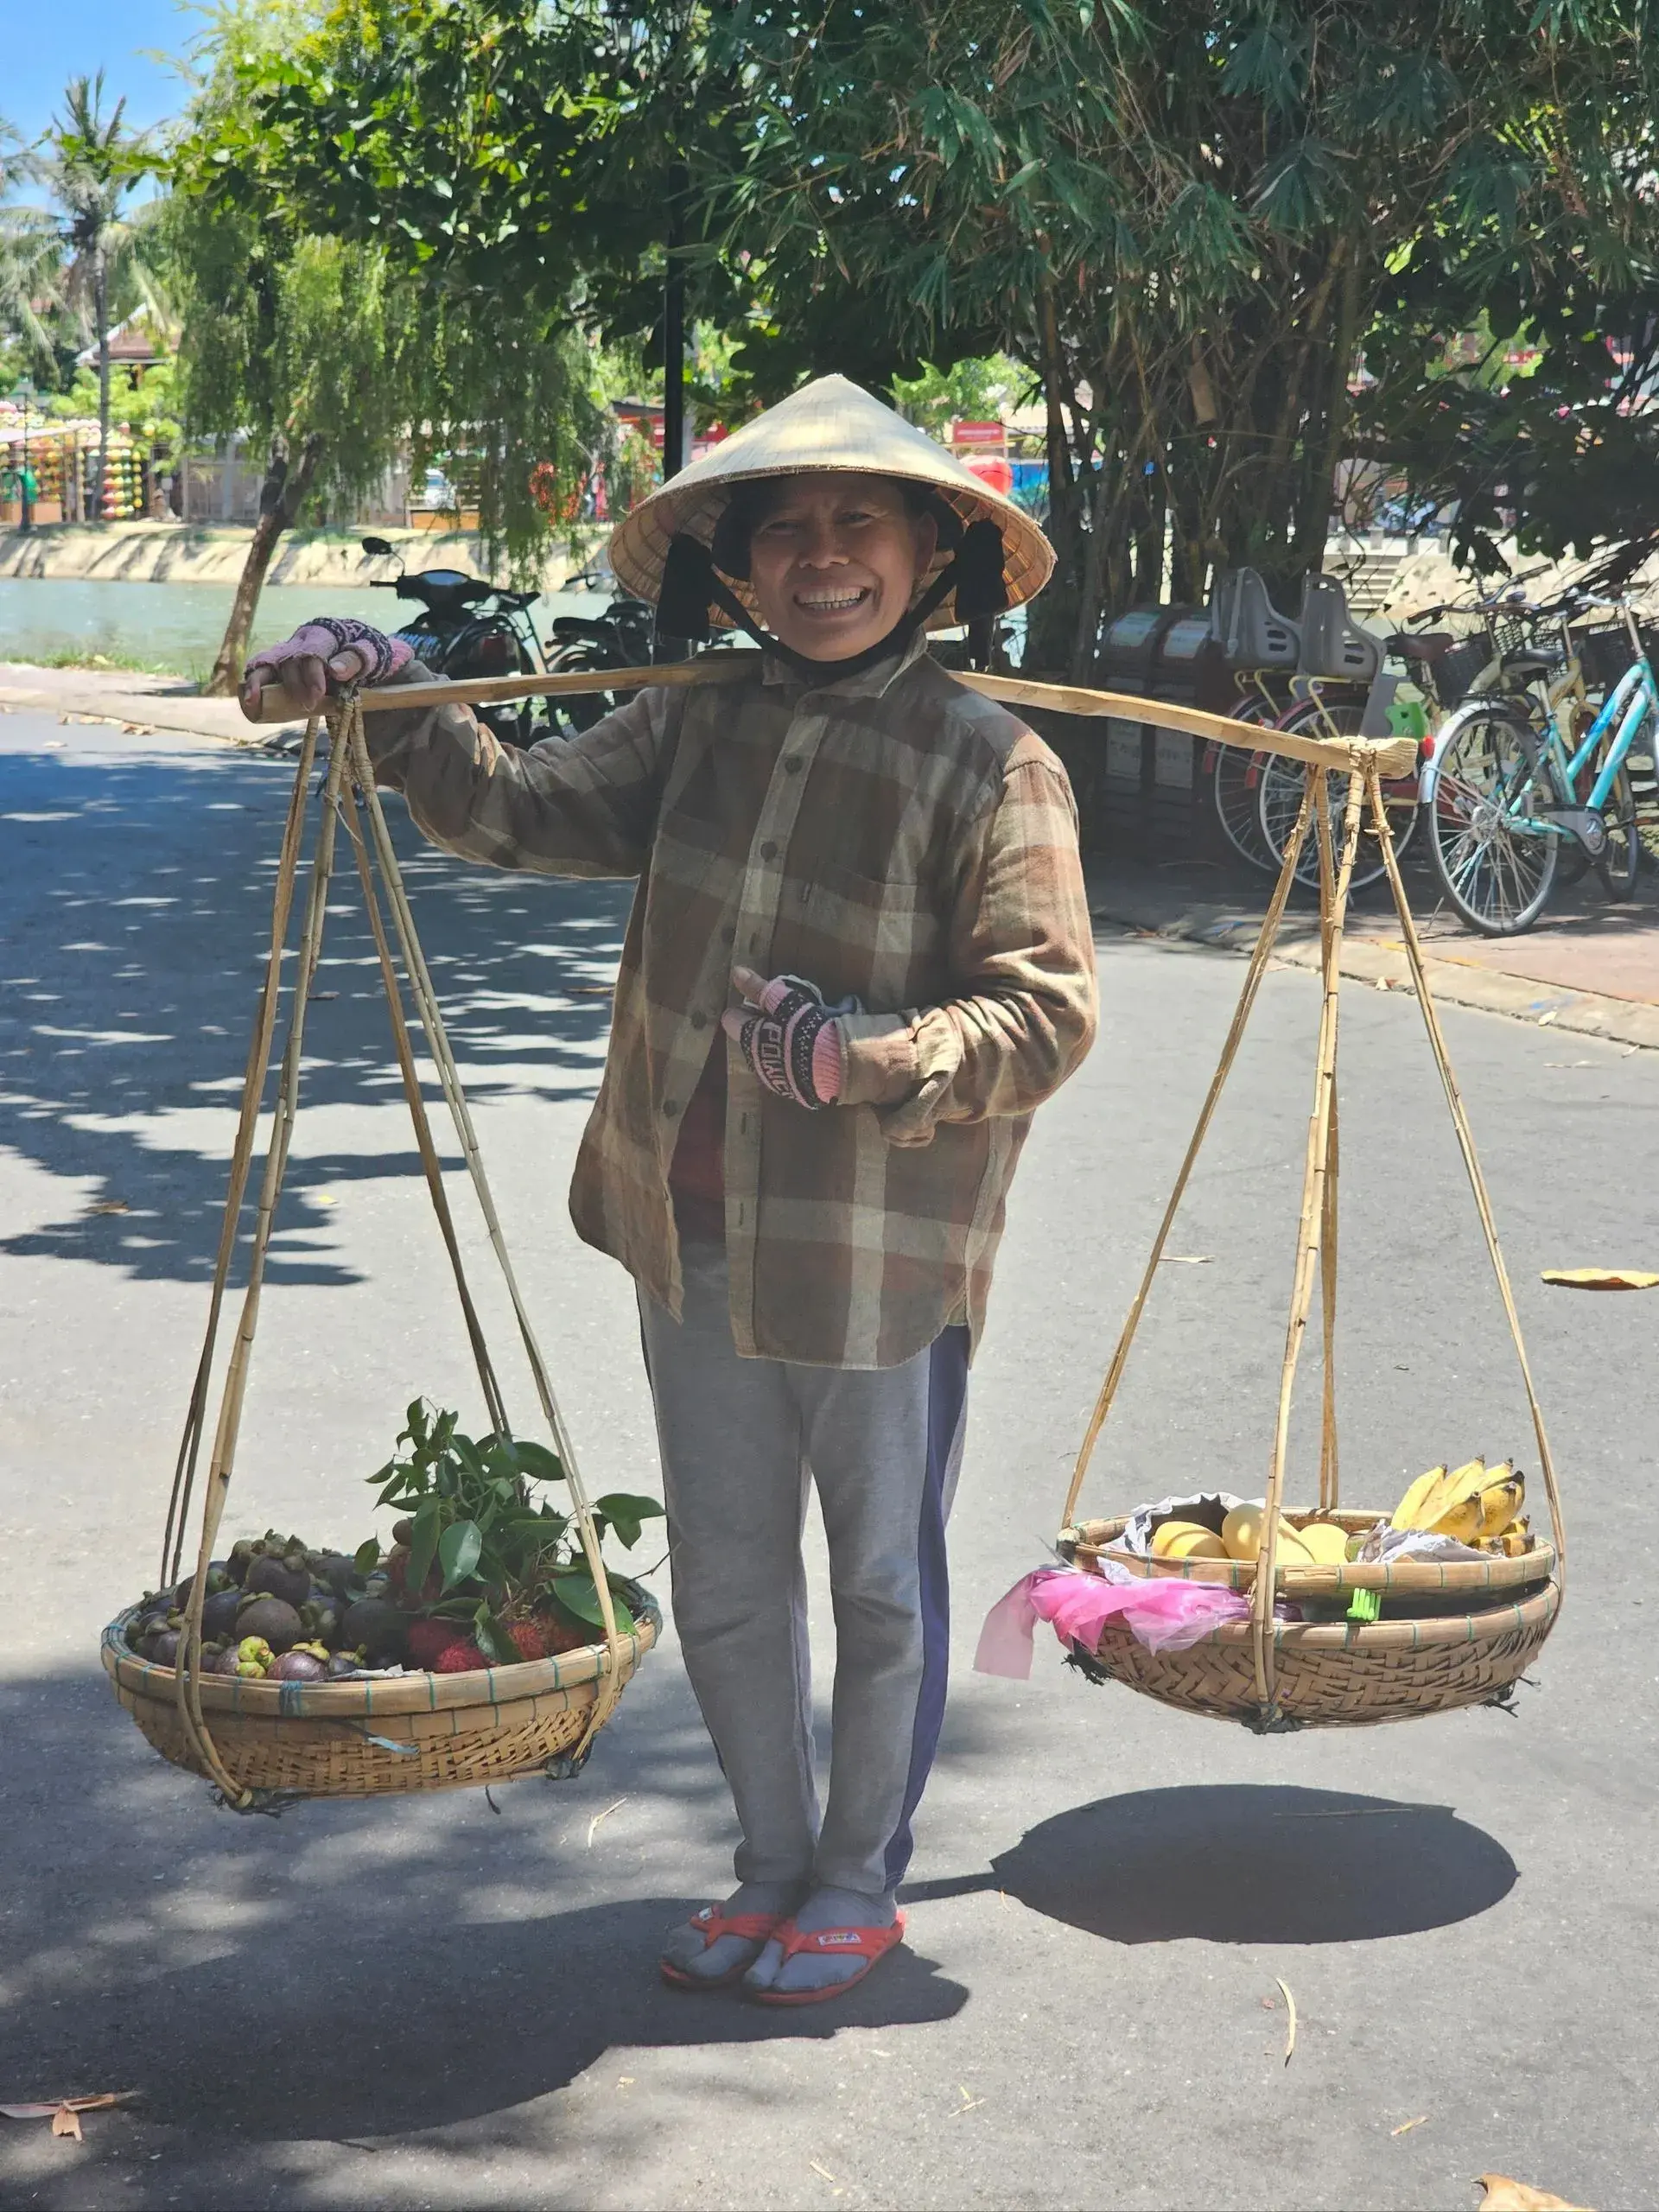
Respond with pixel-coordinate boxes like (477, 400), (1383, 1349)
(543, 595), (658, 730)
(361, 536), (550, 747)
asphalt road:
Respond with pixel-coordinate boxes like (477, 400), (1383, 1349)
(2, 713), (1656, 2212)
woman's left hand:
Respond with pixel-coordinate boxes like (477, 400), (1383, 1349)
(722, 967), (846, 1109)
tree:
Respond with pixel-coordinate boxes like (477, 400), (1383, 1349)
(165, 0), (608, 691)
(0, 118), (65, 379)
(179, 0), (1659, 671)
(704, 1), (1659, 669)
(25, 74), (159, 519)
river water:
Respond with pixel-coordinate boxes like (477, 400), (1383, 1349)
(0, 576), (609, 677)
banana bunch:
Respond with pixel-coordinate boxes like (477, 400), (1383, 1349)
(1390, 1458), (1529, 1550)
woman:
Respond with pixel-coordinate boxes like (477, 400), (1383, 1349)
(243, 375), (1097, 2005)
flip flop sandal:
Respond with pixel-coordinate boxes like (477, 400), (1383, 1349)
(659, 1904), (791, 1992)
(747, 1912), (908, 2008)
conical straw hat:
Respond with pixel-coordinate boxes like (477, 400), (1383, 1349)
(607, 373), (1053, 628)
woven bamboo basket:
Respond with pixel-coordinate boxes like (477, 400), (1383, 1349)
(1079, 1581), (1559, 1729)
(103, 1584), (659, 1797)
(111, 702), (655, 1808)
(1053, 758), (1566, 1732)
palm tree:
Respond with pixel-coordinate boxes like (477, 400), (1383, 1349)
(29, 75), (157, 519)
(0, 117), (61, 374)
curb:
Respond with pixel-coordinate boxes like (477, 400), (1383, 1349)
(0, 673), (304, 750)
(1093, 899), (1659, 1053)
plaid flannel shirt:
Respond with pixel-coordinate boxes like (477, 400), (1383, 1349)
(366, 637), (1097, 1368)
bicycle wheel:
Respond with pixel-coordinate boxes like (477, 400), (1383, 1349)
(1205, 696), (1280, 872)
(1423, 702), (1559, 935)
(1255, 697), (1419, 891)
(1596, 763), (1641, 900)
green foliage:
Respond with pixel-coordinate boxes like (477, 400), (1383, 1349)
(891, 356), (1033, 436)
(162, 0), (1659, 641)
(164, 0), (607, 570)
(369, 1400), (658, 1644)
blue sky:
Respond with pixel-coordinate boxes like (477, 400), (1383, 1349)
(3, 0), (198, 147)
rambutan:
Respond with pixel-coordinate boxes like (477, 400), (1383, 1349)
(406, 1617), (459, 1670)
(432, 1637), (489, 1674)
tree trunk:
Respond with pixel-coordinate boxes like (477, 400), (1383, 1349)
(94, 259), (111, 525)
(203, 433), (324, 697)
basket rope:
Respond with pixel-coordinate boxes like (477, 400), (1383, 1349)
(1058, 752), (1564, 1727)
(165, 695), (624, 1806)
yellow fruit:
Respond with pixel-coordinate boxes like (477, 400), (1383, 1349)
(1500, 1527), (1534, 1557)
(1222, 1506), (1313, 1567)
(1296, 1521), (1350, 1567)
(1391, 1465), (1447, 1531)
(1477, 1470), (1524, 1541)
(1426, 1461), (1517, 1544)
(1150, 1519), (1227, 1560)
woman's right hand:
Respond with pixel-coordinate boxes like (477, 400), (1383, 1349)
(238, 618), (413, 721)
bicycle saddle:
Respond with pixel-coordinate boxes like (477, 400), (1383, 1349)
(1501, 646), (1561, 678)
(1387, 631), (1456, 661)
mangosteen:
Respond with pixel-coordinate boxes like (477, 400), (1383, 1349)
(133, 1607), (173, 1644)
(149, 1629), (182, 1669)
(200, 1588), (244, 1642)
(300, 1597), (341, 1648)
(340, 1598), (409, 1662)
(268, 1649), (327, 1682)
(201, 1644), (240, 1675)
(308, 1551), (356, 1599)
(243, 1552), (310, 1609)
(226, 1540), (256, 1586)
(327, 1649), (365, 1679)
(234, 1595), (304, 1652)
(175, 1562), (233, 1610)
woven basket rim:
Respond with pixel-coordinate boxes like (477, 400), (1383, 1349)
(1152, 1579), (1558, 1653)
(1071, 1509), (1554, 1597)
(102, 1579), (660, 1719)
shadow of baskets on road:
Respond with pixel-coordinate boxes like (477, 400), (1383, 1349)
(990, 1783), (1516, 1946)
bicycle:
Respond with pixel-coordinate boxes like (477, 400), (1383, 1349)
(1199, 568), (1317, 873)
(1253, 574), (1419, 892)
(1417, 588), (1652, 935)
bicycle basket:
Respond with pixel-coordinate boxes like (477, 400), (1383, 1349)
(1430, 638), (1491, 710)
(1577, 624), (1659, 693)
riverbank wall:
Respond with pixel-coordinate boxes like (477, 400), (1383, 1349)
(0, 521), (606, 588)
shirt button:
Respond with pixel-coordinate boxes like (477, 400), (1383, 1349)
(760, 840), (779, 861)
(784, 755), (803, 775)
(690, 1010), (707, 1030)
(664, 1099), (679, 1118)
(720, 924), (735, 944)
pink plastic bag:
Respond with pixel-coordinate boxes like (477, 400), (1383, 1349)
(974, 1565), (1253, 1680)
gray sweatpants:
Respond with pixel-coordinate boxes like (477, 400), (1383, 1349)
(639, 1243), (969, 1900)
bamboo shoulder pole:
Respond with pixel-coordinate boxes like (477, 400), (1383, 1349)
(242, 658), (1418, 776)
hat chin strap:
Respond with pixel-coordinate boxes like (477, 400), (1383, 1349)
(656, 519), (1010, 681)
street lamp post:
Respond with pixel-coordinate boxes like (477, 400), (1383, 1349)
(8, 378), (36, 533)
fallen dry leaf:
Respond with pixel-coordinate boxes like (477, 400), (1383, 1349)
(1540, 1268), (1659, 1292)
(1159, 1254), (1213, 1265)
(2, 2091), (133, 2141)
(586, 1796), (627, 1847)
(1537, 1009), (1559, 1027)
(1274, 1976), (1297, 2067)
(1475, 2176), (1591, 2211)
(1391, 2115), (1429, 2136)
(85, 1199), (130, 1216)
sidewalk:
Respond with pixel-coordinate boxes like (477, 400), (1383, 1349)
(1088, 852), (1659, 1051)
(0, 659), (305, 747)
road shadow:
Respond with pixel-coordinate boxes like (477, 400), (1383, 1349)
(988, 1783), (1516, 1944)
(0, 734), (633, 1285)
(0, 1662), (967, 2173)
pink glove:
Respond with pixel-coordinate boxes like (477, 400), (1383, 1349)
(721, 966), (847, 1109)
(239, 619), (413, 720)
